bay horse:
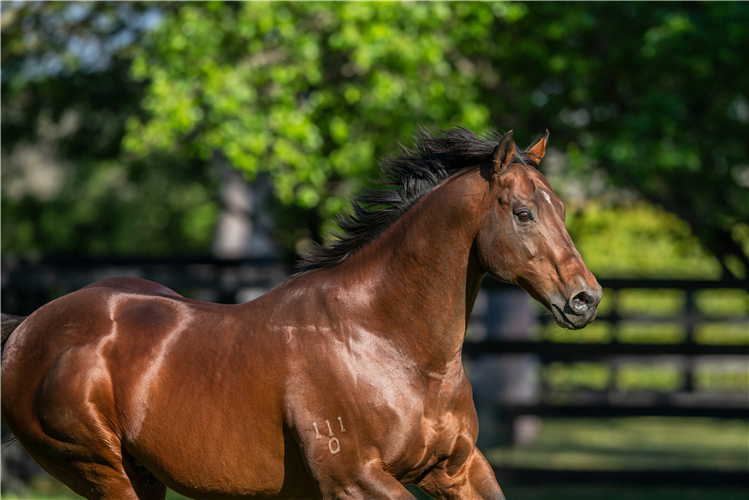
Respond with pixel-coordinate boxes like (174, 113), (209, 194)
(1, 128), (601, 500)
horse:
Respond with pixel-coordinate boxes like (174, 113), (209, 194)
(1, 128), (602, 500)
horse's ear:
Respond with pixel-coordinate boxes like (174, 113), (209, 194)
(525, 129), (549, 163)
(492, 130), (516, 176)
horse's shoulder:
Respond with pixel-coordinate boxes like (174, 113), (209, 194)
(82, 277), (183, 298)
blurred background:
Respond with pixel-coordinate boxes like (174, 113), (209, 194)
(1, 2), (747, 499)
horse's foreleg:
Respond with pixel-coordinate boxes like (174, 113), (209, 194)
(418, 447), (506, 500)
(461, 447), (506, 499)
(315, 462), (417, 500)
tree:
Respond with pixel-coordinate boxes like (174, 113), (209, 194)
(123, 1), (748, 276)
(3, 2), (747, 277)
(122, 2), (517, 251)
(1, 2), (219, 258)
(490, 2), (749, 278)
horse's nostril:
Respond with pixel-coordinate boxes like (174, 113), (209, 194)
(570, 291), (593, 314)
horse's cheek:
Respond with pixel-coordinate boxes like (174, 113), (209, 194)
(477, 226), (513, 282)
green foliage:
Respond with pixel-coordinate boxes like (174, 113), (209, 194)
(1, 2), (219, 257)
(123, 1), (507, 242)
(519, 1), (749, 276)
(545, 361), (689, 394)
(543, 356), (747, 394)
(512, 3), (749, 276)
(2, 2), (748, 271)
(567, 202), (722, 279)
(1, 154), (219, 257)
(542, 321), (612, 344)
(541, 282), (745, 348)
(122, 1), (748, 272)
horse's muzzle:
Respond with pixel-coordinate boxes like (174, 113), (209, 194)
(551, 285), (603, 330)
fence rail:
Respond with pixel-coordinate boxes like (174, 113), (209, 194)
(473, 275), (748, 427)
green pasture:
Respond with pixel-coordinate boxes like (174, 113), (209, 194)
(485, 417), (748, 472)
(4, 417), (747, 500)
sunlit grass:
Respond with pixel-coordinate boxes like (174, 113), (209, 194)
(616, 321), (685, 343)
(485, 417), (749, 472)
(694, 289), (749, 318)
(616, 289), (685, 317)
(696, 361), (749, 392)
(542, 362), (717, 393)
(543, 321), (613, 343)
(616, 363), (684, 392)
(694, 322), (749, 345)
(596, 288), (615, 316)
(545, 362), (611, 391)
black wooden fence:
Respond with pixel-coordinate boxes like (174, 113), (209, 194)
(2, 257), (748, 489)
(468, 276), (748, 487)
(467, 277), (748, 418)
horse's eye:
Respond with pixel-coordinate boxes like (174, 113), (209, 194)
(516, 210), (533, 222)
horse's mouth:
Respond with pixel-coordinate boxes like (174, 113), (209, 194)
(551, 303), (595, 330)
(551, 303), (576, 329)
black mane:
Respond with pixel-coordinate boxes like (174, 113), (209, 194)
(296, 127), (532, 272)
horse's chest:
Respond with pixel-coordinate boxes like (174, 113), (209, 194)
(420, 373), (476, 442)
(375, 373), (477, 481)
(285, 332), (476, 474)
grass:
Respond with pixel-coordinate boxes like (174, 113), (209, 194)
(3, 417), (747, 500)
(484, 417), (749, 471)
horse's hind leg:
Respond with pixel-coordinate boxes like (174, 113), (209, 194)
(6, 354), (165, 500)
(24, 441), (166, 500)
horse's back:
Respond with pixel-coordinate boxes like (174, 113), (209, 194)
(3, 277), (189, 371)
(81, 276), (183, 297)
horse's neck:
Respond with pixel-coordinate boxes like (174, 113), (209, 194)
(344, 170), (488, 368)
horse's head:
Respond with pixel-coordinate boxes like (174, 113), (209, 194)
(476, 131), (602, 329)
